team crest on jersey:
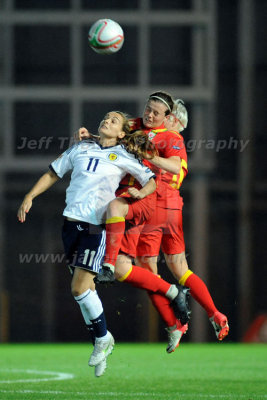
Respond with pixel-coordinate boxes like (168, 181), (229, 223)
(148, 131), (156, 140)
(108, 153), (118, 161)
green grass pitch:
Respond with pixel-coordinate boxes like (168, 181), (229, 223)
(0, 343), (266, 400)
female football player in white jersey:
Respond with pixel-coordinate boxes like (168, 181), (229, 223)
(17, 111), (185, 376)
(17, 111), (157, 377)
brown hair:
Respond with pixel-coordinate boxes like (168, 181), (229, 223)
(148, 91), (174, 115)
(121, 130), (158, 161)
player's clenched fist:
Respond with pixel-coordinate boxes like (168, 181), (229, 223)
(128, 187), (145, 199)
(74, 127), (91, 142)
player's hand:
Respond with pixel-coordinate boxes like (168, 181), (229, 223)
(17, 194), (33, 223)
(142, 151), (153, 160)
(74, 127), (91, 142)
(128, 187), (145, 199)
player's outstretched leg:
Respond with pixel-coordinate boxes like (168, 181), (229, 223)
(166, 320), (188, 353)
(171, 285), (191, 325)
(209, 311), (229, 341)
(88, 331), (115, 367)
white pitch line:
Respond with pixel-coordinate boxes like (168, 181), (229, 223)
(0, 368), (74, 383)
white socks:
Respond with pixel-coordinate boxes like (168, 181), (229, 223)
(74, 288), (104, 322)
(166, 284), (178, 300)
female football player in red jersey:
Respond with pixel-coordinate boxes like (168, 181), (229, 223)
(91, 94), (229, 347)
(135, 98), (228, 342)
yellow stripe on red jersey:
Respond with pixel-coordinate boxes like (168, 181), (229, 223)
(169, 159), (188, 190)
(169, 130), (184, 139)
(178, 159), (188, 188)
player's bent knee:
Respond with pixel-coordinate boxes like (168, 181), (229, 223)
(115, 254), (132, 279)
(108, 197), (128, 218)
(136, 256), (158, 274)
(71, 286), (82, 297)
(114, 265), (130, 280)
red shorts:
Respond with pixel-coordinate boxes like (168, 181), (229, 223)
(135, 207), (185, 257)
(120, 222), (146, 258)
(126, 191), (156, 225)
(119, 192), (157, 258)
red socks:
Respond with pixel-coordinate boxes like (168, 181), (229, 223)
(119, 265), (171, 295)
(181, 270), (217, 318)
(104, 217), (125, 266)
(148, 292), (177, 327)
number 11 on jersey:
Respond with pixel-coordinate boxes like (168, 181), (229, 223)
(87, 157), (99, 172)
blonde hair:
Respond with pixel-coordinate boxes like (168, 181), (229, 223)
(171, 99), (188, 131)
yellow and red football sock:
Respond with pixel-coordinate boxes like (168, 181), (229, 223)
(148, 292), (177, 327)
(118, 265), (172, 295)
(179, 270), (217, 318)
(104, 216), (125, 266)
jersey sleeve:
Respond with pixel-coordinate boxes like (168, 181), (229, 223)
(124, 156), (155, 187)
(156, 131), (188, 190)
(50, 144), (77, 178)
(162, 132), (187, 160)
(170, 132), (188, 184)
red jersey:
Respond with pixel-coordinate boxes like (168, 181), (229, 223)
(116, 118), (188, 209)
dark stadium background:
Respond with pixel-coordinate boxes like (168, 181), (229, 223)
(0, 0), (266, 344)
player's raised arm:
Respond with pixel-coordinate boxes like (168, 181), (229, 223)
(17, 170), (59, 223)
(147, 154), (181, 175)
(74, 127), (99, 142)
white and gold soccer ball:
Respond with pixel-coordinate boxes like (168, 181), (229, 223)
(88, 19), (124, 55)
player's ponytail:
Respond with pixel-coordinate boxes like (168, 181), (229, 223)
(121, 130), (158, 161)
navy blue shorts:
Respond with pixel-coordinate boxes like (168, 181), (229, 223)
(62, 219), (106, 274)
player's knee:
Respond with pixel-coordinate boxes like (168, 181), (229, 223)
(71, 282), (85, 297)
(115, 255), (132, 279)
(114, 261), (129, 279)
(108, 199), (120, 217)
(71, 286), (80, 297)
(108, 198), (127, 218)
(136, 256), (157, 273)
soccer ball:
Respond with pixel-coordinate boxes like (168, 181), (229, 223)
(88, 19), (124, 55)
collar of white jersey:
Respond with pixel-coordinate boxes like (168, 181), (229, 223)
(77, 139), (122, 150)
(97, 143), (122, 150)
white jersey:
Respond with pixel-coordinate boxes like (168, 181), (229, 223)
(50, 140), (155, 225)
